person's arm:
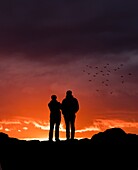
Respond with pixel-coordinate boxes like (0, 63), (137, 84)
(75, 98), (79, 113)
(48, 102), (52, 111)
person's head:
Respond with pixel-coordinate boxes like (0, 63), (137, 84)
(66, 90), (72, 97)
(51, 95), (57, 100)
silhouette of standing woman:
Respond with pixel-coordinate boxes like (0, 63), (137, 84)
(61, 90), (79, 140)
(48, 95), (61, 141)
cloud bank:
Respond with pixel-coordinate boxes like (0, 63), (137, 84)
(0, 0), (138, 61)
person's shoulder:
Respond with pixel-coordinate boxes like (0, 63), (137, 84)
(61, 98), (66, 102)
(48, 101), (51, 106)
(73, 97), (78, 101)
(73, 98), (79, 105)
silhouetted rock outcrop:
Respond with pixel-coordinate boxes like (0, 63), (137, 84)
(0, 128), (138, 170)
(0, 132), (9, 141)
(91, 127), (127, 145)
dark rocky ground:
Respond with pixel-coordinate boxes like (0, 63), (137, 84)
(0, 128), (138, 170)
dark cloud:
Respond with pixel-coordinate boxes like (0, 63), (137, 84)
(0, 0), (138, 60)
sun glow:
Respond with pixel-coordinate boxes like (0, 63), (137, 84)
(1, 117), (138, 140)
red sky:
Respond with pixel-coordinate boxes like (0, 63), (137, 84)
(0, 56), (138, 141)
(0, 0), (138, 140)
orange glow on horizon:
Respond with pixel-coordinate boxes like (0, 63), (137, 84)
(1, 117), (138, 140)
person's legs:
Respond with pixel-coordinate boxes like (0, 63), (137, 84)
(71, 114), (76, 139)
(49, 119), (54, 141)
(65, 116), (70, 140)
(55, 123), (60, 141)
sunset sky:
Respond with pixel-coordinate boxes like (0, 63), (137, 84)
(0, 0), (138, 141)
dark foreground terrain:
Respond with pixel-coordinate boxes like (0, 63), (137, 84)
(0, 128), (138, 170)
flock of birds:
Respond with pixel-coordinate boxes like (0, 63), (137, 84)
(82, 63), (133, 95)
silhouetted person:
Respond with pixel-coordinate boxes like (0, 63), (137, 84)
(48, 95), (61, 141)
(61, 90), (79, 140)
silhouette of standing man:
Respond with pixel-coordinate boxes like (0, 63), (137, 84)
(48, 95), (61, 141)
(61, 90), (79, 140)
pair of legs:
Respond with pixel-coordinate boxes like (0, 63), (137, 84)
(64, 114), (76, 140)
(49, 117), (60, 141)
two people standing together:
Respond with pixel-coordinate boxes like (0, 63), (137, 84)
(48, 90), (79, 141)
